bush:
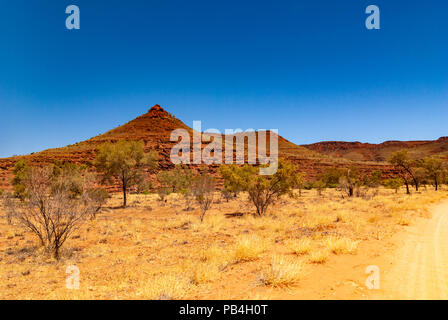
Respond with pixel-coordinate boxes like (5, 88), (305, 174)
(383, 177), (403, 193)
(313, 180), (326, 196)
(191, 174), (215, 222)
(338, 166), (362, 197)
(157, 165), (194, 193)
(317, 168), (345, 188)
(303, 181), (314, 190)
(157, 188), (171, 202)
(3, 165), (103, 259)
(87, 188), (109, 219)
(220, 160), (302, 216)
(11, 160), (30, 200)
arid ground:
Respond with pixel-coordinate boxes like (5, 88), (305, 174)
(1, 187), (446, 300)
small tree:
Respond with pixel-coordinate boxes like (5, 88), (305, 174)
(192, 174), (215, 222)
(365, 169), (383, 188)
(3, 165), (102, 259)
(157, 165), (194, 193)
(418, 157), (446, 191)
(11, 160), (30, 200)
(389, 150), (419, 193)
(338, 166), (361, 197)
(313, 180), (326, 196)
(295, 172), (306, 196)
(220, 160), (301, 216)
(384, 177), (403, 193)
(220, 187), (234, 202)
(95, 140), (158, 207)
(318, 168), (345, 188)
(157, 187), (171, 203)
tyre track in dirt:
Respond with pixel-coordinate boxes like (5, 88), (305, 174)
(371, 201), (448, 299)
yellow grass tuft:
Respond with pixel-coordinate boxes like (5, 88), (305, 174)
(141, 274), (190, 300)
(260, 255), (305, 287)
(287, 238), (312, 255)
(325, 236), (359, 255)
(233, 235), (268, 262)
(309, 250), (329, 264)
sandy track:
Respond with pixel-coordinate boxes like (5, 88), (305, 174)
(374, 201), (448, 299)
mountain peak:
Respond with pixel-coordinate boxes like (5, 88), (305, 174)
(148, 104), (169, 118)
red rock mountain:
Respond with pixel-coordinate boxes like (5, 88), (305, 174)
(1, 105), (444, 190)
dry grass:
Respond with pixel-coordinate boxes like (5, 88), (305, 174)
(260, 256), (306, 288)
(287, 238), (312, 255)
(0, 187), (446, 299)
(325, 236), (359, 255)
(309, 250), (330, 264)
(232, 235), (268, 262)
(140, 274), (190, 300)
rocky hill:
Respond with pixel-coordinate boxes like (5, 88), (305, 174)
(0, 105), (420, 191)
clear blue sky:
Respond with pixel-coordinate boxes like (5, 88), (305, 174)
(0, 0), (447, 157)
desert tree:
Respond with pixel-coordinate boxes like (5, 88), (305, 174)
(317, 168), (345, 188)
(220, 187), (234, 202)
(389, 150), (419, 194)
(11, 160), (30, 200)
(3, 165), (104, 259)
(383, 177), (403, 193)
(218, 166), (242, 199)
(52, 161), (108, 218)
(191, 174), (216, 222)
(365, 169), (383, 188)
(338, 166), (362, 198)
(157, 164), (194, 193)
(313, 179), (326, 196)
(295, 172), (306, 196)
(157, 187), (170, 203)
(220, 159), (301, 216)
(418, 157), (446, 191)
(95, 140), (158, 207)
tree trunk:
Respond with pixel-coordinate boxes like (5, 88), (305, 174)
(413, 177), (419, 191)
(435, 178), (438, 191)
(54, 245), (60, 260)
(122, 180), (127, 207)
(349, 186), (354, 197)
(405, 181), (410, 194)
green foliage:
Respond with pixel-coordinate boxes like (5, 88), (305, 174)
(95, 140), (158, 207)
(417, 157), (446, 190)
(317, 168), (345, 188)
(303, 181), (314, 190)
(157, 165), (194, 193)
(364, 169), (383, 188)
(383, 177), (403, 193)
(389, 150), (419, 193)
(313, 180), (326, 196)
(295, 172), (306, 196)
(11, 160), (30, 199)
(220, 160), (302, 216)
(51, 162), (86, 198)
(137, 180), (154, 194)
